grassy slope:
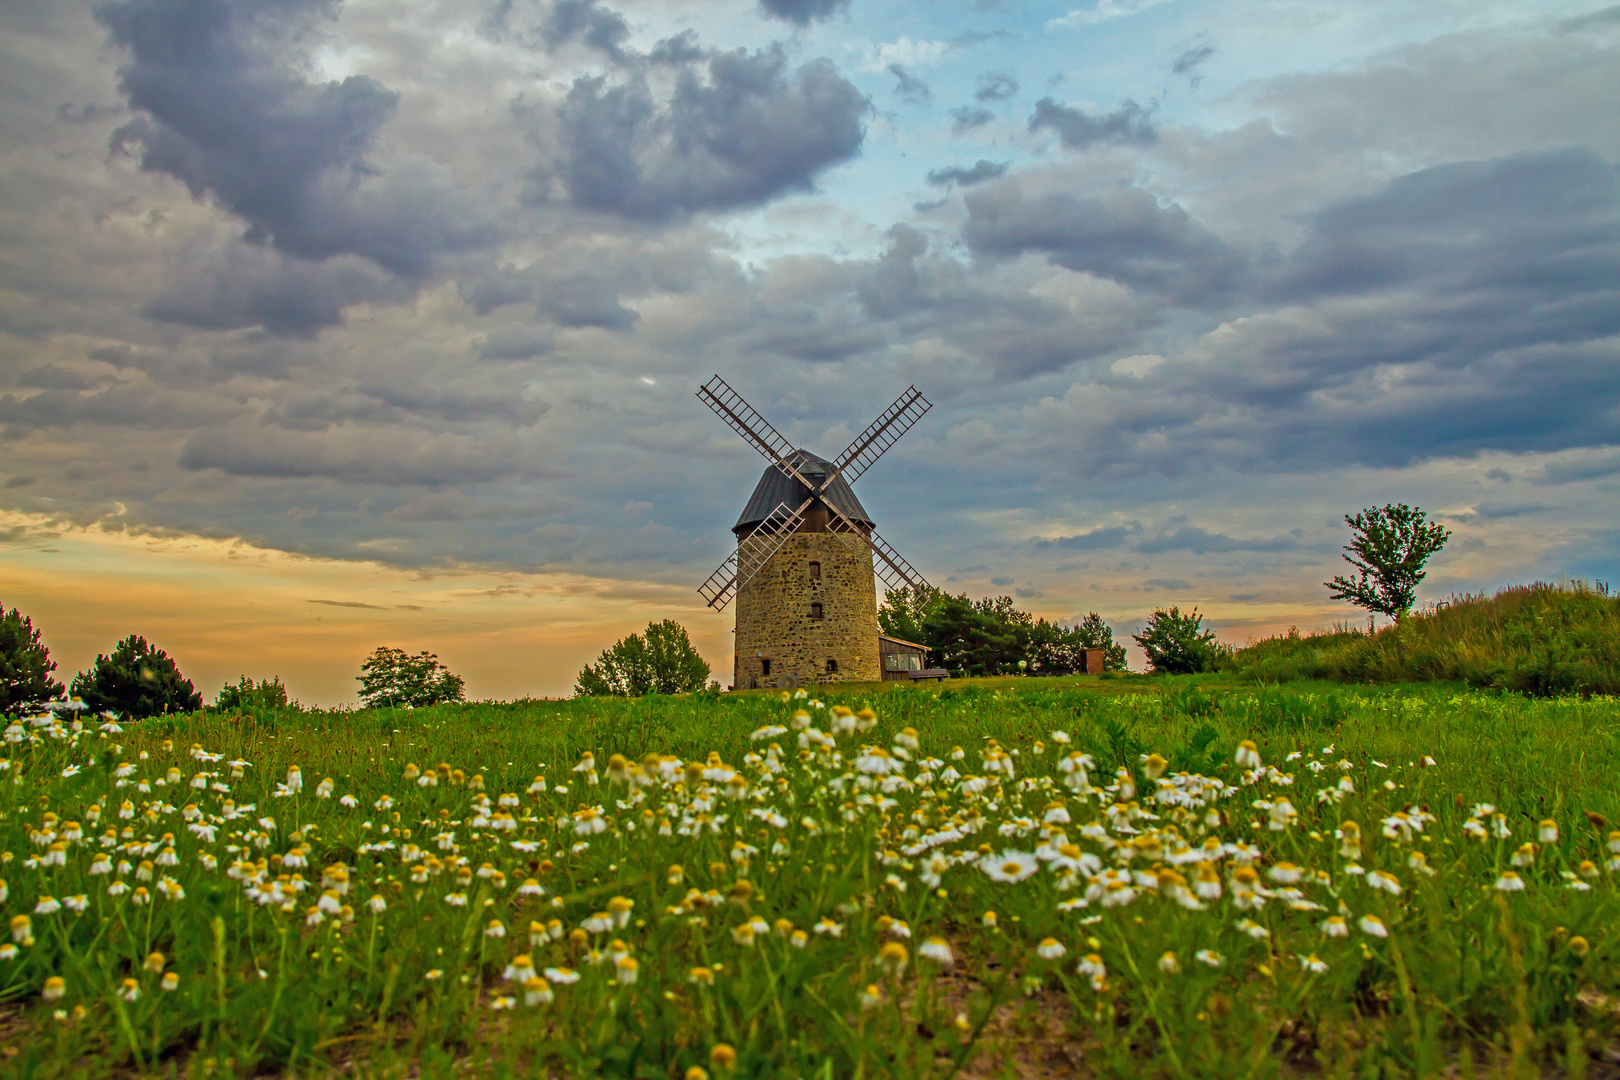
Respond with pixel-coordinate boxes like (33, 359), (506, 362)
(1229, 581), (1620, 694)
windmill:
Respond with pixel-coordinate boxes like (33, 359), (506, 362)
(696, 375), (933, 688)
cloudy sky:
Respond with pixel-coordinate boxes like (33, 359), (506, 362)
(1, 0), (1616, 703)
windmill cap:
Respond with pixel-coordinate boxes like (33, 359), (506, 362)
(733, 449), (873, 534)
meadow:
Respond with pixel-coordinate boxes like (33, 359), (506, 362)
(3, 676), (1618, 1078)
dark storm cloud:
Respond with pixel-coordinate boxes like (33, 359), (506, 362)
(973, 72), (1018, 102)
(461, 236), (719, 329)
(144, 247), (410, 336)
(1041, 525), (1137, 550)
(961, 182), (1245, 304)
(753, 313), (886, 362)
(1539, 453), (1620, 484)
(949, 106), (994, 133)
(888, 64), (933, 105)
(757, 0), (851, 26)
(836, 225), (1150, 376)
(56, 102), (122, 125)
(0, 385), (214, 431)
(1028, 97), (1155, 150)
(1275, 149), (1619, 310)
(179, 423), (523, 486)
(1134, 526), (1301, 555)
(538, 0), (630, 58)
(98, 0), (486, 279)
(466, 263), (640, 329)
(549, 47), (868, 220)
(925, 160), (1008, 187)
(1143, 578), (1191, 590)
(1560, 5), (1620, 32)
(476, 328), (555, 361)
(356, 380), (549, 427)
(1171, 44), (1214, 78)
(17, 366), (94, 391)
(955, 144), (1618, 478)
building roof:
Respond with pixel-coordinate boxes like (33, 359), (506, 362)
(879, 634), (929, 651)
(733, 450), (874, 533)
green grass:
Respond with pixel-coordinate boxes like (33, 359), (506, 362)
(1230, 581), (1620, 695)
(2, 678), (1619, 1077)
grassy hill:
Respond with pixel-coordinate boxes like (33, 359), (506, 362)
(1229, 580), (1620, 694)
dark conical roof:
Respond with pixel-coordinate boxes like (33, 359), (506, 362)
(733, 450), (873, 534)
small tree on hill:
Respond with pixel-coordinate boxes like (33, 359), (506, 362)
(1, 603), (63, 715)
(576, 620), (711, 696)
(1327, 503), (1451, 622)
(70, 635), (202, 718)
(358, 647), (466, 708)
(1134, 607), (1225, 674)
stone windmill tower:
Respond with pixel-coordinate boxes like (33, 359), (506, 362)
(696, 375), (933, 688)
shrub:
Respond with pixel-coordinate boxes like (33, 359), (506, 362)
(0, 603), (63, 716)
(216, 676), (299, 713)
(70, 635), (202, 719)
(1134, 606), (1226, 674)
(358, 647), (466, 708)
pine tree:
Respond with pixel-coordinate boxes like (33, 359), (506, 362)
(70, 635), (202, 718)
(0, 603), (63, 715)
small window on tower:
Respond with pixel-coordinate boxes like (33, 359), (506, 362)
(808, 561), (821, 580)
(826, 658), (838, 673)
(761, 658), (771, 677)
(810, 602), (823, 620)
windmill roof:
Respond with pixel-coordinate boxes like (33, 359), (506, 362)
(733, 450), (873, 533)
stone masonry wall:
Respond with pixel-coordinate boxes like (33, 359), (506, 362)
(733, 533), (880, 688)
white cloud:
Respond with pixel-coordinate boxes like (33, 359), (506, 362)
(859, 37), (953, 72)
(1048, 0), (1175, 29)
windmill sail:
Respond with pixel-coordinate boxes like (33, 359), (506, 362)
(831, 386), (931, 486)
(823, 507), (931, 593)
(698, 373), (931, 611)
(698, 376), (796, 463)
(697, 498), (812, 610)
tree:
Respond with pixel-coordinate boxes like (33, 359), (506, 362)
(0, 603), (63, 715)
(877, 585), (942, 646)
(216, 676), (298, 712)
(576, 620), (711, 697)
(878, 589), (1126, 676)
(1133, 607), (1225, 675)
(70, 635), (202, 718)
(928, 594), (1021, 676)
(1326, 503), (1451, 621)
(1072, 611), (1129, 672)
(357, 647), (466, 708)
